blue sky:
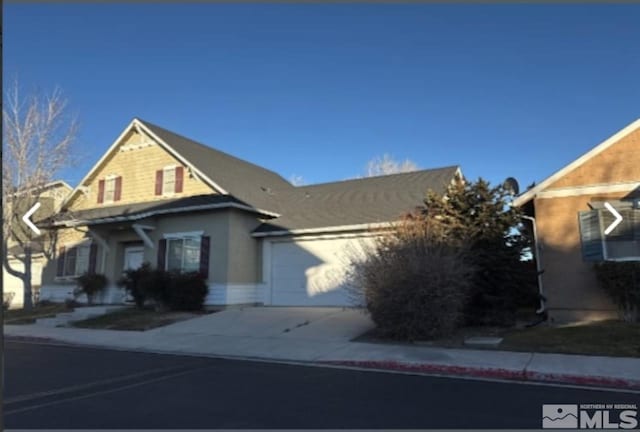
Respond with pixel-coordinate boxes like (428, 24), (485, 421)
(4, 3), (639, 189)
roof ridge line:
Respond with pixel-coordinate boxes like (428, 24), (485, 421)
(292, 165), (461, 189)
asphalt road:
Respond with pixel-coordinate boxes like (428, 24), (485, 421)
(3, 341), (639, 429)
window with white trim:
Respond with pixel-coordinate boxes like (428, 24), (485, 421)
(104, 176), (117, 203)
(163, 166), (176, 195)
(59, 244), (92, 277)
(579, 205), (640, 262)
(166, 237), (202, 272)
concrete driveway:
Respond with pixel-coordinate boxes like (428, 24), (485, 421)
(151, 307), (374, 342)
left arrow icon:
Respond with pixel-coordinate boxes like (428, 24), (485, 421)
(22, 202), (42, 236)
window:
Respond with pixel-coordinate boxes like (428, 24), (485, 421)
(166, 237), (201, 272)
(97, 175), (122, 204)
(57, 243), (94, 278)
(104, 176), (116, 202)
(163, 167), (176, 195)
(155, 166), (184, 196)
(578, 206), (640, 262)
(604, 208), (640, 260)
(157, 233), (210, 278)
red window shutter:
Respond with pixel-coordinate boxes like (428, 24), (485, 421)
(114, 176), (123, 201)
(199, 236), (210, 279)
(56, 246), (66, 277)
(155, 170), (163, 196)
(157, 239), (167, 270)
(97, 179), (105, 203)
(88, 243), (98, 274)
(175, 166), (184, 193)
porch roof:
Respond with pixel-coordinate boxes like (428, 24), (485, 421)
(52, 194), (266, 226)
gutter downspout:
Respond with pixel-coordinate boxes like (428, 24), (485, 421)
(521, 215), (546, 315)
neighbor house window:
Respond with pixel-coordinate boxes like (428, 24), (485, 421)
(604, 208), (640, 260)
(578, 206), (640, 262)
(57, 243), (96, 278)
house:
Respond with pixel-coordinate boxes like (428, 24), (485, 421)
(514, 118), (640, 323)
(3, 180), (73, 309)
(37, 118), (461, 307)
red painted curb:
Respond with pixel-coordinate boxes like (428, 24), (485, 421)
(322, 360), (640, 390)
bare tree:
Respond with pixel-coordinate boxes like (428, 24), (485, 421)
(365, 154), (419, 177)
(2, 81), (78, 309)
(289, 174), (306, 186)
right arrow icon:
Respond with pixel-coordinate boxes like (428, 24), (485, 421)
(603, 202), (623, 235)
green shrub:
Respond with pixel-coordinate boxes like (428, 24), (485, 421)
(117, 264), (208, 311)
(594, 261), (640, 323)
(166, 272), (208, 311)
(75, 273), (108, 305)
(349, 218), (475, 341)
(118, 263), (154, 309)
(138, 268), (173, 311)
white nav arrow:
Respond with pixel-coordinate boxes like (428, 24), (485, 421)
(22, 202), (41, 236)
(603, 202), (623, 235)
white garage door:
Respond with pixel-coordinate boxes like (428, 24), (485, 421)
(269, 236), (375, 306)
(3, 260), (43, 309)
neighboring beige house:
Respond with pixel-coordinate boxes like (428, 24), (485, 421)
(3, 181), (73, 309)
(37, 118), (461, 307)
(514, 118), (640, 323)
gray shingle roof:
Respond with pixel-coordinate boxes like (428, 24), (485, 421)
(139, 119), (292, 214)
(130, 119), (460, 234)
(254, 166), (460, 234)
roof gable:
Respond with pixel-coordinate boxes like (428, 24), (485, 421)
(61, 120), (221, 211)
(514, 118), (640, 206)
(137, 119), (294, 213)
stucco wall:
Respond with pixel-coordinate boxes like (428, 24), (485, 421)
(534, 194), (626, 322)
(147, 211), (230, 284)
(226, 208), (263, 284)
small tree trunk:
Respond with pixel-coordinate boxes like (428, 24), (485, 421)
(23, 246), (34, 310)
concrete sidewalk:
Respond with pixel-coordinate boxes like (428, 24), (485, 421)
(5, 318), (640, 391)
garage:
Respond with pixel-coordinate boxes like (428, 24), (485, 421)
(3, 259), (43, 309)
(267, 235), (375, 306)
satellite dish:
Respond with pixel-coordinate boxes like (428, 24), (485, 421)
(503, 177), (520, 196)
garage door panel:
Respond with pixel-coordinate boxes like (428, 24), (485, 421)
(269, 236), (375, 306)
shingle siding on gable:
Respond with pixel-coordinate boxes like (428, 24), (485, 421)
(68, 130), (215, 211)
(547, 128), (640, 190)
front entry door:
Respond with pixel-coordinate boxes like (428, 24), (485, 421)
(124, 246), (144, 271)
(123, 246), (144, 303)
